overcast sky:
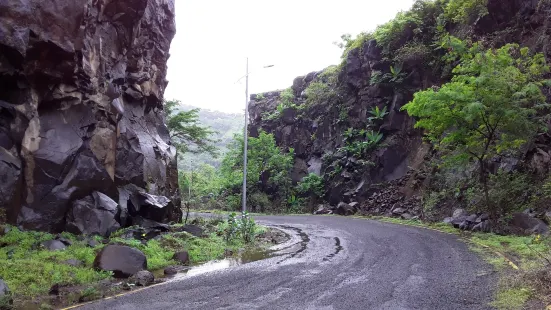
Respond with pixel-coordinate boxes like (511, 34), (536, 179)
(164, 0), (415, 113)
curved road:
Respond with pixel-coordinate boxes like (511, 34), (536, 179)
(81, 216), (495, 310)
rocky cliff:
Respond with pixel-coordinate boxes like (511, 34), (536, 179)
(249, 0), (551, 218)
(0, 0), (181, 234)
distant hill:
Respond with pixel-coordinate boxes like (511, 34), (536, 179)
(174, 104), (243, 170)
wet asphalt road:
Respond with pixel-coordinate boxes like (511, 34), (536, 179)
(80, 215), (495, 310)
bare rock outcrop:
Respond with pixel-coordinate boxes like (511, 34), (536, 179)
(0, 0), (181, 232)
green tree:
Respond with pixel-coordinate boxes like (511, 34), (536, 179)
(297, 173), (325, 212)
(402, 39), (550, 217)
(164, 100), (218, 156)
(220, 131), (294, 212)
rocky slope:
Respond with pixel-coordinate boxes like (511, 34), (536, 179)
(0, 0), (181, 233)
(248, 0), (551, 219)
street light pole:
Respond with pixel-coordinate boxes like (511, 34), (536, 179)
(240, 60), (274, 214)
(242, 57), (249, 214)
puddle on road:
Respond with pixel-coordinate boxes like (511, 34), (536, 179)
(159, 246), (282, 282)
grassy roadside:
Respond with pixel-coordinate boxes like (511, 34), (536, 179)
(0, 216), (270, 309)
(364, 216), (551, 310)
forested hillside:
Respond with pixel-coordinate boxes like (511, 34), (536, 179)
(173, 104), (243, 170)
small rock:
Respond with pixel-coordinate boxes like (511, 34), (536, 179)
(335, 202), (355, 216)
(391, 207), (406, 215)
(401, 213), (413, 220)
(63, 259), (83, 267)
(314, 205), (332, 215)
(452, 209), (468, 218)
(349, 202), (359, 208)
(224, 249), (234, 257)
(443, 217), (454, 224)
(458, 221), (470, 230)
(451, 216), (468, 228)
(182, 225), (204, 237)
(129, 270), (154, 287)
(93, 245), (147, 278)
(86, 239), (100, 248)
(172, 251), (190, 265)
(472, 221), (491, 233)
(0, 279), (12, 308)
(55, 234), (73, 246)
(49, 284), (60, 295)
(41, 240), (67, 251)
(476, 213), (489, 223)
(164, 266), (178, 276)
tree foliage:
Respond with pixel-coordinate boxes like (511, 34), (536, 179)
(402, 38), (550, 215)
(164, 100), (218, 156)
(219, 131), (295, 211)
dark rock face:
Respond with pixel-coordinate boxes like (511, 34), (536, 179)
(0, 0), (181, 232)
(94, 245), (147, 278)
(248, 38), (427, 213)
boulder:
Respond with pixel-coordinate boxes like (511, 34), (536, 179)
(41, 240), (67, 251)
(66, 192), (121, 238)
(129, 270), (154, 287)
(335, 202), (356, 216)
(510, 213), (549, 235)
(465, 214), (478, 223)
(172, 251), (190, 265)
(93, 245), (147, 278)
(0, 279), (11, 308)
(452, 209), (468, 218)
(119, 186), (181, 224)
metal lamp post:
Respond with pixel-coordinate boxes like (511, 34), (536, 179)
(241, 58), (274, 214)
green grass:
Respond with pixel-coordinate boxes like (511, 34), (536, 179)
(491, 286), (532, 310)
(0, 227), (111, 298)
(0, 217), (268, 305)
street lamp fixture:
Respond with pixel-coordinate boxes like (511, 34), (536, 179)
(242, 58), (274, 214)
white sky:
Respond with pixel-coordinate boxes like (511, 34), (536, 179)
(165, 0), (416, 113)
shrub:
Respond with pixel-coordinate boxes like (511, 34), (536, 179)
(445, 0), (488, 24)
(403, 39), (550, 217)
(393, 41), (432, 64)
(304, 82), (333, 106)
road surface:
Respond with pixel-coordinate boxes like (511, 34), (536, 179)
(80, 215), (495, 310)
